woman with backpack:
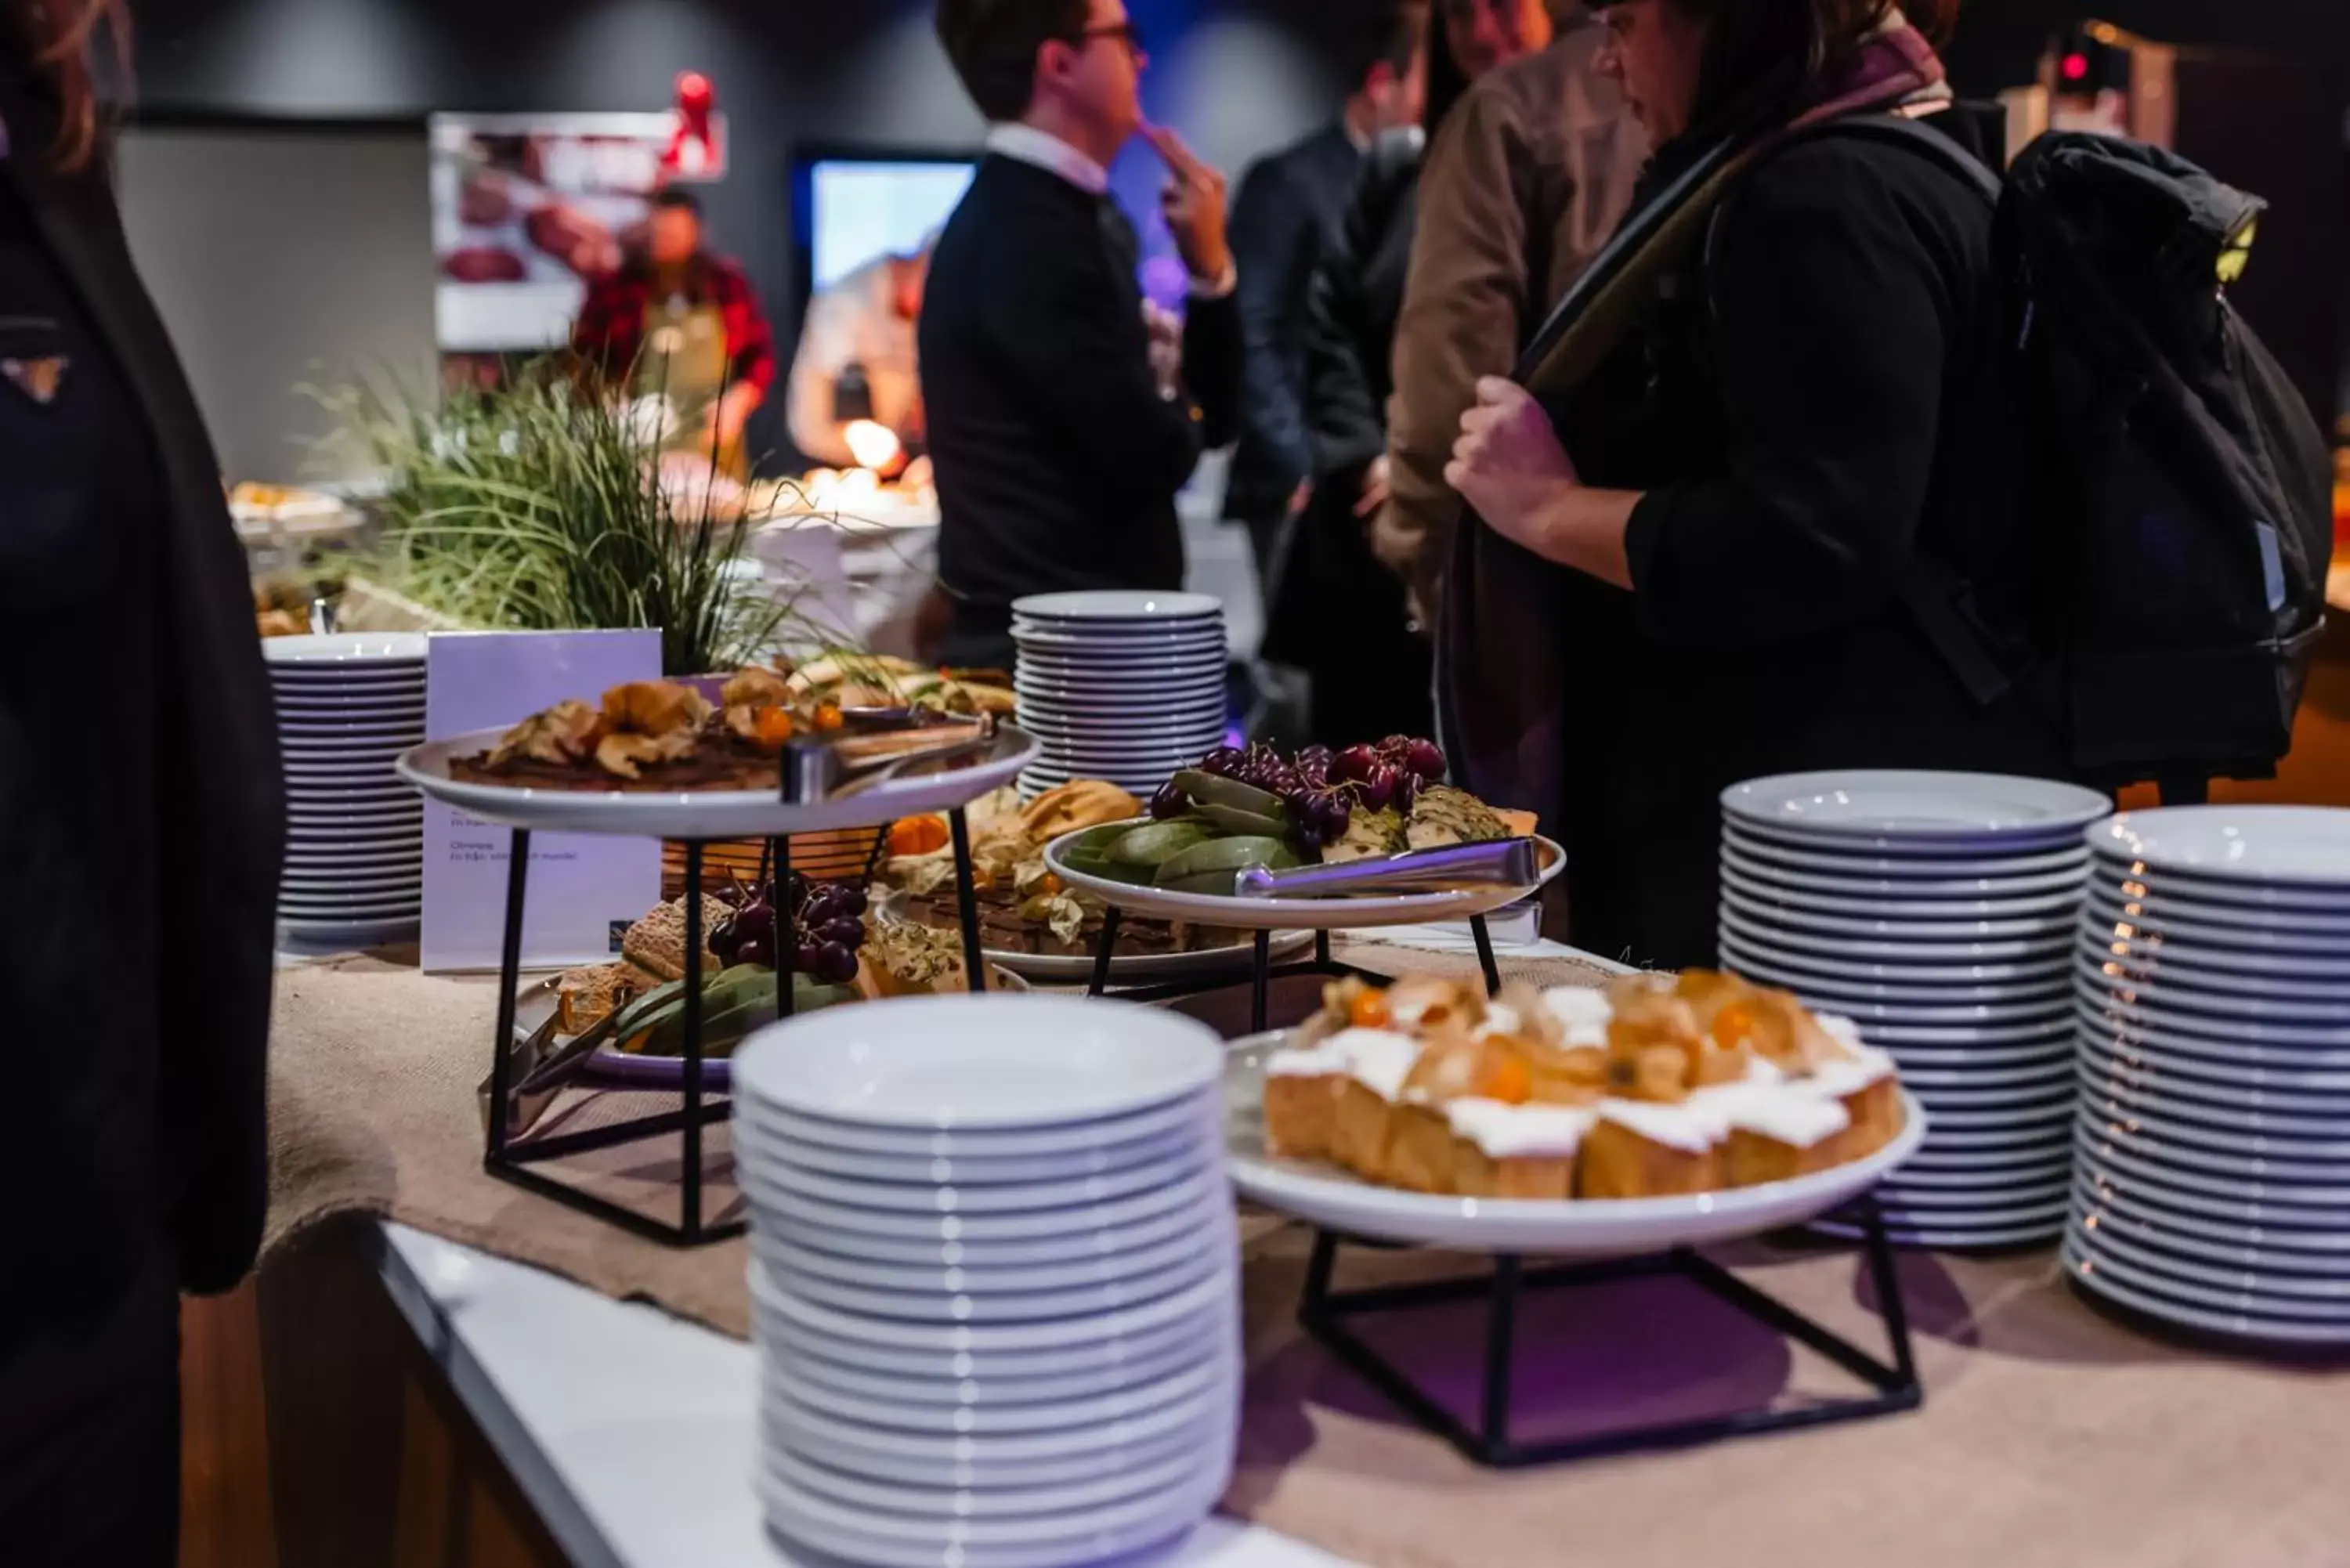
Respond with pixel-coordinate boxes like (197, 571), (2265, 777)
(1441, 0), (2075, 969)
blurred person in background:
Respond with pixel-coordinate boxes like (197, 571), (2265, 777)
(1224, 0), (1427, 570)
(572, 187), (777, 475)
(786, 238), (932, 471)
(924, 0), (1240, 672)
(1264, 0), (1564, 746)
(1, 0), (286, 1561)
(1445, 0), (2066, 967)
(1376, 1), (1645, 634)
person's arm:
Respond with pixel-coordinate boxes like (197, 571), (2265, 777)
(1451, 152), (1955, 650)
(1181, 288), (1243, 451)
(568, 274), (636, 375)
(1227, 160), (1314, 480)
(713, 266), (776, 451)
(1376, 85), (1538, 606)
(784, 291), (855, 467)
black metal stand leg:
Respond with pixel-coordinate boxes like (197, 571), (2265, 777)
(772, 835), (796, 1018)
(949, 807), (988, 995)
(1251, 929), (1273, 1034)
(1088, 906), (1123, 997)
(1470, 913), (1502, 995)
(1314, 929), (1332, 967)
(1296, 1201), (1922, 1469)
(681, 843), (706, 1240)
(486, 828), (533, 1160)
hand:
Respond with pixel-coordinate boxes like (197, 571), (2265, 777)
(1289, 479), (1314, 518)
(1354, 454), (1391, 519)
(1142, 300), (1184, 396)
(1445, 377), (1577, 551)
(1143, 124), (1231, 285)
(711, 383), (761, 453)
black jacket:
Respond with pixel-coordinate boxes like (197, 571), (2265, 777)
(1262, 132), (1433, 745)
(1543, 122), (2072, 967)
(921, 155), (1242, 667)
(1226, 123), (1361, 526)
(1, 74), (285, 1338)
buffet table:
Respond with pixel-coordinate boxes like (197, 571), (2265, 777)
(378, 1223), (1354, 1568)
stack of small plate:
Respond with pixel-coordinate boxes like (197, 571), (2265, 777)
(2069, 805), (2350, 1347)
(267, 633), (427, 947)
(732, 995), (1241, 1568)
(1717, 770), (2108, 1248)
(1011, 591), (1228, 800)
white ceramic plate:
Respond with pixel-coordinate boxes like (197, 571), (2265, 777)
(2075, 1035), (2350, 1115)
(2073, 955), (2350, 1025)
(1011, 711), (1227, 737)
(398, 724), (1038, 837)
(1719, 908), (2071, 963)
(1827, 1213), (2064, 1249)
(732, 996), (1221, 1130)
(752, 1239), (1224, 1325)
(734, 1165), (1230, 1250)
(1722, 888), (2077, 942)
(1013, 591), (1223, 622)
(1014, 673), (1228, 699)
(2074, 1115), (2350, 1194)
(2071, 1088), (2350, 1162)
(2073, 999), (2350, 1073)
(1720, 843), (2090, 898)
(1722, 771), (2110, 844)
(771, 1323), (1216, 1408)
(754, 1262), (1235, 1357)
(741, 1088), (1214, 1160)
(2075, 982), (2350, 1048)
(738, 1147), (1215, 1216)
(2066, 1226), (2350, 1319)
(262, 632), (426, 664)
(2071, 1174), (2350, 1255)
(2073, 1132), (2350, 1216)
(1720, 864), (2084, 920)
(2063, 1238), (2350, 1345)
(1721, 951), (2071, 1010)
(753, 1195), (1213, 1274)
(2076, 930), (2350, 995)
(1045, 825), (1564, 934)
(2091, 806), (2350, 888)
(1896, 1061), (2076, 1097)
(764, 1438), (1207, 1521)
(2092, 858), (2350, 917)
(1717, 931), (2071, 989)
(1722, 828), (2092, 880)
(756, 1464), (1223, 1568)
(742, 1118), (1208, 1183)
(2084, 887), (2350, 940)
(751, 1221), (1217, 1300)
(276, 914), (418, 946)
(750, 1293), (1226, 1388)
(1219, 1032), (1925, 1255)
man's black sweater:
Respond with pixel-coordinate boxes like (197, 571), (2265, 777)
(920, 154), (1242, 667)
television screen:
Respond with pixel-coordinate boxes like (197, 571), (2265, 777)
(808, 159), (976, 290)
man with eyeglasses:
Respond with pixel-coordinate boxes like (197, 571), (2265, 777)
(925, 0), (1242, 672)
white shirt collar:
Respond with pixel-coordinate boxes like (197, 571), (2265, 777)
(985, 122), (1111, 197)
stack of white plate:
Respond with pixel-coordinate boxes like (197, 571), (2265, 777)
(2069, 806), (2350, 1347)
(732, 995), (1242, 1568)
(266, 633), (427, 947)
(1011, 591), (1228, 800)
(1718, 771), (2108, 1248)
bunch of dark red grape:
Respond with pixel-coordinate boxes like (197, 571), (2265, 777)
(711, 871), (867, 984)
(1152, 736), (1448, 851)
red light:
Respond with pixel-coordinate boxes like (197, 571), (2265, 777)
(2061, 52), (2089, 81)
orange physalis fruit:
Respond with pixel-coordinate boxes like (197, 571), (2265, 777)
(1712, 1003), (1754, 1051)
(1349, 989), (1393, 1029)
(1480, 1055), (1533, 1104)
(888, 815), (951, 856)
(752, 706), (797, 748)
(814, 702), (846, 732)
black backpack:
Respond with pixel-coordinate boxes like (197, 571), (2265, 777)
(1741, 119), (2336, 802)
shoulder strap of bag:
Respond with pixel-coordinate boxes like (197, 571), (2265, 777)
(1704, 112), (2022, 710)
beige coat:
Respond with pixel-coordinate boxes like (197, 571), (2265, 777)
(1375, 22), (1647, 618)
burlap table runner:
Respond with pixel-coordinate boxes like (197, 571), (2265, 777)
(266, 952), (2350, 1568)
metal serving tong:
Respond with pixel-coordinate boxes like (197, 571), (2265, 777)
(1232, 838), (1542, 901)
(778, 717), (1000, 804)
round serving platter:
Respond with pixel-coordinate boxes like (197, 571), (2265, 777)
(400, 723), (1039, 837)
(1219, 1030), (1926, 1257)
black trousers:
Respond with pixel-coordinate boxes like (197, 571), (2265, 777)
(0, 1248), (181, 1568)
